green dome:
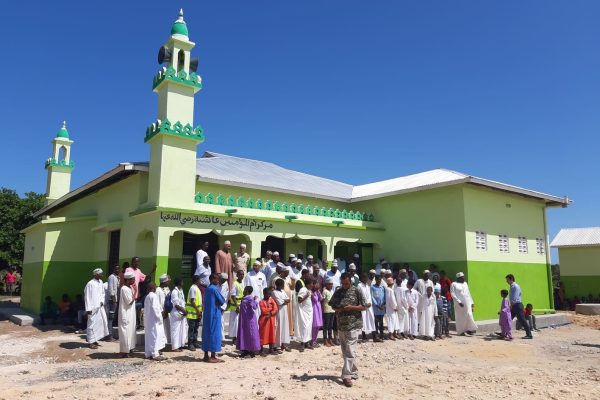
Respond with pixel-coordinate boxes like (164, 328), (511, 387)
(171, 21), (188, 37)
(56, 121), (69, 138)
(171, 9), (188, 37)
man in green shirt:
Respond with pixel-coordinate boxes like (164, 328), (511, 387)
(329, 272), (367, 388)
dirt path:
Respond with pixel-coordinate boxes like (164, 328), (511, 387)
(1, 318), (599, 400)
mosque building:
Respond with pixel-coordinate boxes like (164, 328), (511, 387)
(21, 11), (570, 319)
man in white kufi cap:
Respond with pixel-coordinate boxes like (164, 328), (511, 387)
(450, 272), (477, 335)
(84, 268), (110, 349)
(156, 274), (171, 343)
(119, 270), (138, 356)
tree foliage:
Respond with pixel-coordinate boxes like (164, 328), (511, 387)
(0, 188), (45, 269)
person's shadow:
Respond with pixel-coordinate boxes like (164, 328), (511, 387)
(59, 342), (90, 349)
(291, 373), (342, 385)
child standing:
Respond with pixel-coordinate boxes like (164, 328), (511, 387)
(272, 278), (291, 352)
(419, 286), (437, 340)
(499, 289), (512, 340)
(259, 287), (279, 356)
(237, 286), (260, 358)
(296, 277), (314, 351)
(311, 281), (323, 347)
(371, 275), (386, 340)
(434, 287), (450, 339)
(405, 280), (419, 339)
(322, 278), (335, 347)
(385, 277), (400, 340)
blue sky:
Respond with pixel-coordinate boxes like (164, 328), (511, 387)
(1, 2), (598, 261)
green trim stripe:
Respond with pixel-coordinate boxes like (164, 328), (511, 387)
(195, 192), (375, 222)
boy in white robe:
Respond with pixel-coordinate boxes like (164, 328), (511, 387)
(394, 277), (409, 339)
(296, 277), (313, 351)
(144, 282), (167, 360)
(272, 278), (291, 352)
(405, 280), (419, 339)
(118, 271), (137, 357)
(228, 269), (245, 345)
(84, 268), (110, 349)
(169, 277), (188, 351)
(418, 286), (437, 340)
(384, 278), (400, 340)
(156, 274), (171, 344)
(357, 273), (376, 342)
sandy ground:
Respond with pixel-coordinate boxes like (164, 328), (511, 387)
(1, 314), (599, 400)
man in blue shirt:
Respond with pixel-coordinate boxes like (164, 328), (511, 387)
(370, 275), (386, 342)
(506, 274), (533, 339)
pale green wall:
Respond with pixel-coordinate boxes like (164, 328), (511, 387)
(557, 246), (600, 300)
(557, 246), (600, 276)
(352, 185), (468, 263)
(463, 185), (548, 263)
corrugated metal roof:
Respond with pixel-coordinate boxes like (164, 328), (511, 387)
(351, 169), (469, 200)
(34, 151), (570, 217)
(551, 227), (600, 248)
(196, 152), (568, 205)
(197, 152), (354, 201)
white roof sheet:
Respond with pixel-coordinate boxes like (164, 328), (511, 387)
(551, 227), (600, 248)
(196, 152), (353, 201)
(351, 169), (469, 200)
(196, 152), (568, 205)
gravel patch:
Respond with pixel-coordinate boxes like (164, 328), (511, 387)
(54, 361), (146, 381)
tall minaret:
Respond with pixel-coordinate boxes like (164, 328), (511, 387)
(146, 9), (204, 208)
(45, 121), (74, 205)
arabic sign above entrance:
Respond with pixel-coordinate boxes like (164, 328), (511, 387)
(160, 212), (274, 232)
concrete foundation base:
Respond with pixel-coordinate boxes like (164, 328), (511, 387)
(0, 307), (37, 326)
(450, 313), (572, 334)
(575, 304), (600, 315)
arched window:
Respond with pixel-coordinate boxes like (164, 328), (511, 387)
(59, 145), (67, 161)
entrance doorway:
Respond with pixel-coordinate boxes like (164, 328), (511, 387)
(182, 232), (219, 278)
(107, 230), (120, 269)
(261, 236), (284, 258)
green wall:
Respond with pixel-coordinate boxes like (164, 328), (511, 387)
(467, 261), (552, 320)
(560, 275), (600, 300)
(353, 185), (467, 263)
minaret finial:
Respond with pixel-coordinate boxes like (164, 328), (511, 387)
(178, 8), (184, 22)
(62, 120), (67, 129)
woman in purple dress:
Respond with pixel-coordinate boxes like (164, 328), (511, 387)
(499, 289), (512, 340)
(311, 284), (323, 347)
(237, 286), (261, 358)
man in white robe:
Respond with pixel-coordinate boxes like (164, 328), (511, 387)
(84, 268), (110, 349)
(118, 271), (137, 356)
(357, 273), (376, 341)
(144, 282), (167, 360)
(156, 274), (171, 344)
(394, 277), (409, 338)
(405, 281), (420, 338)
(272, 277), (291, 351)
(385, 278), (400, 339)
(244, 260), (267, 318)
(296, 281), (313, 350)
(228, 269), (245, 344)
(418, 286), (437, 339)
(169, 277), (188, 351)
(450, 272), (478, 335)
(219, 272), (230, 336)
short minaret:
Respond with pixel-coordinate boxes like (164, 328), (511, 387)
(146, 9), (204, 208)
(45, 121), (74, 205)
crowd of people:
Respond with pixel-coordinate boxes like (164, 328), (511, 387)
(76, 242), (539, 387)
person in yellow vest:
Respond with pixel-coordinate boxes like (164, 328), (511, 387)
(186, 275), (203, 351)
(228, 269), (245, 345)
